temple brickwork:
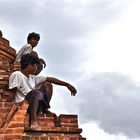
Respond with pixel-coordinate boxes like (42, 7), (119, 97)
(0, 34), (86, 140)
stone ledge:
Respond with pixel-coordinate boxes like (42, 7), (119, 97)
(22, 135), (86, 140)
(25, 127), (82, 134)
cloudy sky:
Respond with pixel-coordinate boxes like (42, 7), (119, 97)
(1, 0), (140, 140)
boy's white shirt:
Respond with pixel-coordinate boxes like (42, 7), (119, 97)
(15, 44), (33, 62)
(9, 71), (47, 103)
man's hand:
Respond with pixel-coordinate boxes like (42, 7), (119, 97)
(66, 83), (77, 96)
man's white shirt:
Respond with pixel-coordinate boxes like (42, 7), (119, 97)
(9, 71), (47, 103)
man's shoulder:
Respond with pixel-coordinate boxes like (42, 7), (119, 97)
(10, 71), (22, 76)
(29, 74), (39, 80)
(29, 74), (46, 80)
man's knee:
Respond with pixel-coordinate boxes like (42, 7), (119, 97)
(26, 89), (41, 102)
(45, 81), (53, 89)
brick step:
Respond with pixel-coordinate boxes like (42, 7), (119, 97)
(0, 102), (14, 127)
(25, 114), (79, 131)
(25, 126), (82, 134)
(0, 101), (28, 137)
(22, 133), (84, 140)
(59, 114), (78, 128)
(0, 133), (23, 140)
(0, 101), (15, 107)
(2, 127), (24, 133)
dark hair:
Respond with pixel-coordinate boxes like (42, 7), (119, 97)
(27, 32), (40, 41)
(0, 30), (2, 37)
(20, 54), (39, 70)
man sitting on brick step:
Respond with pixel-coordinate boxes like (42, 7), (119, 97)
(8, 54), (77, 130)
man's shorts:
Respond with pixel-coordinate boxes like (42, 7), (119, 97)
(25, 84), (50, 113)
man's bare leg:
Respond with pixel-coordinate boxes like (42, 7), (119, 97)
(45, 81), (53, 102)
(43, 81), (55, 114)
(30, 100), (40, 130)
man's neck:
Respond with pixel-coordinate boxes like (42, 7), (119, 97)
(21, 70), (30, 78)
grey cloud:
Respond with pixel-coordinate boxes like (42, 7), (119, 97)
(64, 72), (140, 138)
(0, 1), (35, 25)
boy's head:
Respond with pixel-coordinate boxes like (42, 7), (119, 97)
(20, 54), (39, 71)
(27, 32), (40, 48)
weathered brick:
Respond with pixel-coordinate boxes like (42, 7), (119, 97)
(0, 107), (12, 114)
(8, 121), (24, 128)
(1, 37), (10, 45)
(60, 123), (78, 128)
(3, 127), (24, 133)
(12, 115), (26, 121)
(0, 49), (15, 60)
(0, 102), (14, 107)
(59, 114), (78, 118)
(15, 110), (27, 115)
(19, 100), (29, 110)
(22, 135), (31, 140)
(59, 118), (78, 123)
(3, 134), (22, 140)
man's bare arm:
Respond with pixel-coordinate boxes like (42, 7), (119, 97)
(46, 77), (77, 96)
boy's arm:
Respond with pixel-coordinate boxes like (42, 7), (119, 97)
(6, 88), (17, 102)
(46, 77), (77, 96)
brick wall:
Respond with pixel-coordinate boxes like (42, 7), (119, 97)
(0, 33), (86, 140)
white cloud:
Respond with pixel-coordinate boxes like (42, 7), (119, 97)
(81, 122), (131, 140)
(88, 0), (140, 82)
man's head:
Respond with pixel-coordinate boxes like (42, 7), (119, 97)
(27, 32), (40, 48)
(20, 54), (39, 74)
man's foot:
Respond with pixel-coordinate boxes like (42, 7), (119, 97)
(30, 121), (41, 130)
(43, 109), (60, 126)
